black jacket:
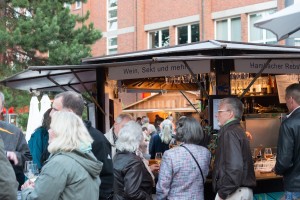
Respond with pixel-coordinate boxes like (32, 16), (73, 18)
(275, 108), (300, 191)
(212, 120), (256, 199)
(85, 121), (114, 199)
(113, 151), (153, 200)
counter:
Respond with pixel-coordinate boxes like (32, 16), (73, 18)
(204, 172), (283, 200)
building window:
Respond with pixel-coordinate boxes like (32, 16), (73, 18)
(295, 39), (300, 46)
(249, 10), (277, 44)
(177, 23), (199, 45)
(216, 17), (241, 41)
(75, 1), (82, 9)
(108, 0), (118, 31)
(149, 29), (170, 49)
(108, 37), (117, 55)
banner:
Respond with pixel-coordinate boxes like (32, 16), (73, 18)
(108, 60), (210, 80)
(235, 59), (300, 74)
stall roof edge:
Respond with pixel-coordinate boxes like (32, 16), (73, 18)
(82, 40), (300, 64)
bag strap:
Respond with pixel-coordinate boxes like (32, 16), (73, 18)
(181, 145), (205, 185)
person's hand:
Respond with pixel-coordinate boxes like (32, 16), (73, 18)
(245, 131), (253, 141)
(149, 164), (160, 172)
(6, 151), (18, 165)
(21, 180), (35, 190)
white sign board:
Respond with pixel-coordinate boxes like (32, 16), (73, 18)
(213, 98), (221, 130)
(275, 75), (298, 103)
(108, 60), (210, 80)
(235, 59), (300, 74)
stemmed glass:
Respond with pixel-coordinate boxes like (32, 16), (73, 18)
(256, 149), (262, 161)
(155, 152), (163, 165)
(264, 148), (273, 160)
(24, 161), (39, 182)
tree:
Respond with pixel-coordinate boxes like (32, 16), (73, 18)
(0, 0), (102, 129)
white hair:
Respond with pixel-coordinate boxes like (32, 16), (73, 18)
(48, 111), (93, 153)
(116, 121), (143, 153)
(147, 124), (156, 133)
(159, 119), (173, 144)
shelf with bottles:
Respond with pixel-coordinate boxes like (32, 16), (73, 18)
(241, 96), (287, 114)
(230, 72), (277, 97)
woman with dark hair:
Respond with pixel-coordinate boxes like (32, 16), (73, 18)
(28, 108), (52, 169)
(156, 117), (211, 200)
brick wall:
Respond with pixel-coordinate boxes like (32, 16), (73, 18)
(74, 0), (285, 54)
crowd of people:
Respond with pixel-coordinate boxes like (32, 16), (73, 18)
(1, 83), (300, 199)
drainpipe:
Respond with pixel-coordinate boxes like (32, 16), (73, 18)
(285, 0), (294, 46)
(201, 0), (205, 40)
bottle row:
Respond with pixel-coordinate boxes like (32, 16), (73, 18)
(231, 74), (277, 96)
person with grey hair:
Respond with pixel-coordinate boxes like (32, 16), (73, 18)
(105, 113), (133, 158)
(149, 119), (173, 159)
(0, 91), (31, 189)
(275, 83), (300, 199)
(212, 97), (255, 200)
(141, 116), (149, 126)
(21, 111), (102, 200)
(113, 121), (153, 200)
(156, 117), (211, 199)
(50, 91), (113, 200)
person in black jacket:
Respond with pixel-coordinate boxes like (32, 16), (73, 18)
(212, 97), (256, 200)
(50, 91), (113, 200)
(113, 121), (153, 200)
(275, 83), (300, 199)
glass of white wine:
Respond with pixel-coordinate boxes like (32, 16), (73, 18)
(24, 161), (39, 182)
(264, 148), (273, 160)
(155, 152), (163, 165)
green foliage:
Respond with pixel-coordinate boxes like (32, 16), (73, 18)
(0, 0), (102, 69)
(17, 112), (29, 131)
(0, 0), (101, 128)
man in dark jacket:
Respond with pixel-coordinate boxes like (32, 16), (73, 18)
(0, 136), (18, 200)
(275, 83), (300, 199)
(212, 97), (256, 200)
(50, 91), (113, 200)
(0, 92), (32, 189)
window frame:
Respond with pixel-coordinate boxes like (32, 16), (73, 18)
(148, 28), (170, 49)
(248, 10), (277, 44)
(107, 37), (118, 55)
(215, 16), (241, 41)
(75, 1), (82, 10)
(107, 0), (118, 31)
(176, 23), (200, 45)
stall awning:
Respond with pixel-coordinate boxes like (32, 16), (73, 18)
(2, 40), (300, 92)
(0, 67), (97, 92)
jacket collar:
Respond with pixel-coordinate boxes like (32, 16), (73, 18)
(287, 106), (300, 118)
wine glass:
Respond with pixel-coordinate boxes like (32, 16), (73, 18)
(256, 149), (262, 161)
(264, 148), (273, 160)
(155, 152), (163, 165)
(24, 161), (39, 182)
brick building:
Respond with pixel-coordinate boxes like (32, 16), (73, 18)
(70, 0), (300, 57)
(68, 0), (300, 125)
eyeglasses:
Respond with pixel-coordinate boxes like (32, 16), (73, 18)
(217, 110), (231, 113)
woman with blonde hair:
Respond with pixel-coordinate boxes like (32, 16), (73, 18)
(113, 121), (153, 200)
(149, 119), (173, 159)
(21, 111), (103, 200)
